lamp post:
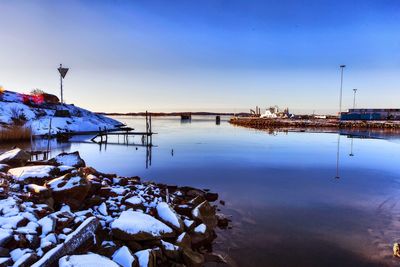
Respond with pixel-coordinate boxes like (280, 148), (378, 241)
(352, 88), (358, 109)
(338, 65), (346, 115)
(57, 64), (69, 104)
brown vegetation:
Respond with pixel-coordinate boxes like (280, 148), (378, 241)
(0, 125), (32, 142)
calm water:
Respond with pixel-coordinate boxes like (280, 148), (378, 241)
(3, 116), (400, 266)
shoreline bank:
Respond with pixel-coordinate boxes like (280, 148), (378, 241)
(0, 148), (229, 266)
(229, 117), (400, 131)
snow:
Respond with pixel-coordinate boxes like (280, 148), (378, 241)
(0, 215), (24, 229)
(40, 233), (57, 248)
(26, 184), (48, 193)
(97, 203), (108, 216)
(0, 90), (122, 135)
(111, 210), (173, 237)
(12, 252), (34, 266)
(183, 218), (194, 228)
(125, 196), (142, 205)
(52, 153), (81, 167)
(156, 202), (181, 229)
(59, 253), (120, 267)
(47, 175), (83, 191)
(58, 165), (75, 172)
(161, 240), (179, 251)
(0, 229), (11, 245)
(194, 223), (207, 234)
(37, 216), (55, 236)
(8, 165), (55, 182)
(10, 248), (33, 262)
(112, 246), (135, 267)
(0, 148), (25, 163)
(135, 249), (152, 267)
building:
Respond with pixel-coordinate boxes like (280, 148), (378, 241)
(341, 108), (400, 121)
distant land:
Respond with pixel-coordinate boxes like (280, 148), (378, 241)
(96, 111), (251, 117)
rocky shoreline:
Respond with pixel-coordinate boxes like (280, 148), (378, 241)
(229, 117), (400, 131)
(0, 148), (229, 266)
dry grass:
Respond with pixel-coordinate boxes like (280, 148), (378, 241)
(0, 125), (32, 143)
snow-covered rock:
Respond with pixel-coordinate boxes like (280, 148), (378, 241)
(111, 210), (174, 241)
(59, 253), (120, 267)
(0, 90), (122, 135)
(8, 165), (56, 184)
(48, 151), (85, 168)
(112, 246), (136, 267)
(156, 202), (184, 232)
(0, 148), (30, 167)
(134, 249), (156, 267)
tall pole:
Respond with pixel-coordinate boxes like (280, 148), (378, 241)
(60, 64), (63, 104)
(352, 88), (357, 109)
(339, 65), (346, 115)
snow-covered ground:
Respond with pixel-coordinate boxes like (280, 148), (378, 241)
(0, 90), (122, 135)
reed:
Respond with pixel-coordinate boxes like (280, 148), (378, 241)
(0, 125), (32, 143)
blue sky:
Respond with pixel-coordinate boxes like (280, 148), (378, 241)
(0, 0), (399, 113)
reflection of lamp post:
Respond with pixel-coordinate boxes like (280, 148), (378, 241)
(335, 134), (341, 179)
(352, 88), (358, 109)
(339, 65), (346, 115)
(349, 137), (354, 156)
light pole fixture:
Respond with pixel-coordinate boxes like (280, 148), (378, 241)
(339, 65), (346, 116)
(57, 64), (69, 104)
(352, 88), (358, 109)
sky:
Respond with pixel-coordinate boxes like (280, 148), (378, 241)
(0, 0), (399, 114)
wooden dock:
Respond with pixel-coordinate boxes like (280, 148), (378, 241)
(91, 111), (155, 146)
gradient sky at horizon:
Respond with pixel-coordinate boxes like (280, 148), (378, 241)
(1, 0), (399, 114)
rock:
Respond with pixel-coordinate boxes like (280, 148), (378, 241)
(0, 230), (12, 247)
(83, 195), (103, 209)
(0, 257), (12, 267)
(134, 249), (156, 267)
(47, 174), (91, 210)
(124, 195), (144, 209)
(394, 243), (400, 258)
(174, 204), (194, 217)
(37, 216), (55, 237)
(97, 240), (119, 258)
(126, 240), (143, 252)
(26, 184), (51, 199)
(205, 192), (218, 202)
(59, 253), (120, 267)
(182, 248), (204, 267)
(175, 232), (191, 248)
(204, 252), (228, 264)
(191, 224), (212, 247)
(160, 240), (181, 260)
(111, 211), (175, 241)
(0, 148), (30, 167)
(0, 164), (10, 173)
(8, 165), (57, 185)
(192, 201), (217, 229)
(216, 213), (230, 229)
(48, 151), (86, 168)
(156, 202), (184, 233)
(0, 247), (9, 257)
(188, 196), (206, 207)
(14, 252), (38, 267)
(112, 246), (137, 267)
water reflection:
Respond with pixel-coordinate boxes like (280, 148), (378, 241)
(2, 116), (400, 266)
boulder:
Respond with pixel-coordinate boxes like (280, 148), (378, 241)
(47, 174), (91, 210)
(112, 246), (137, 267)
(0, 164), (10, 173)
(8, 165), (57, 185)
(156, 202), (184, 233)
(111, 210), (174, 241)
(175, 232), (191, 248)
(0, 148), (30, 167)
(48, 152), (85, 168)
(160, 240), (181, 260)
(26, 184), (51, 199)
(134, 249), (156, 267)
(59, 253), (119, 267)
(191, 201), (217, 229)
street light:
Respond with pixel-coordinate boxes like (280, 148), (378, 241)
(352, 88), (358, 109)
(339, 65), (346, 115)
(57, 64), (69, 104)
